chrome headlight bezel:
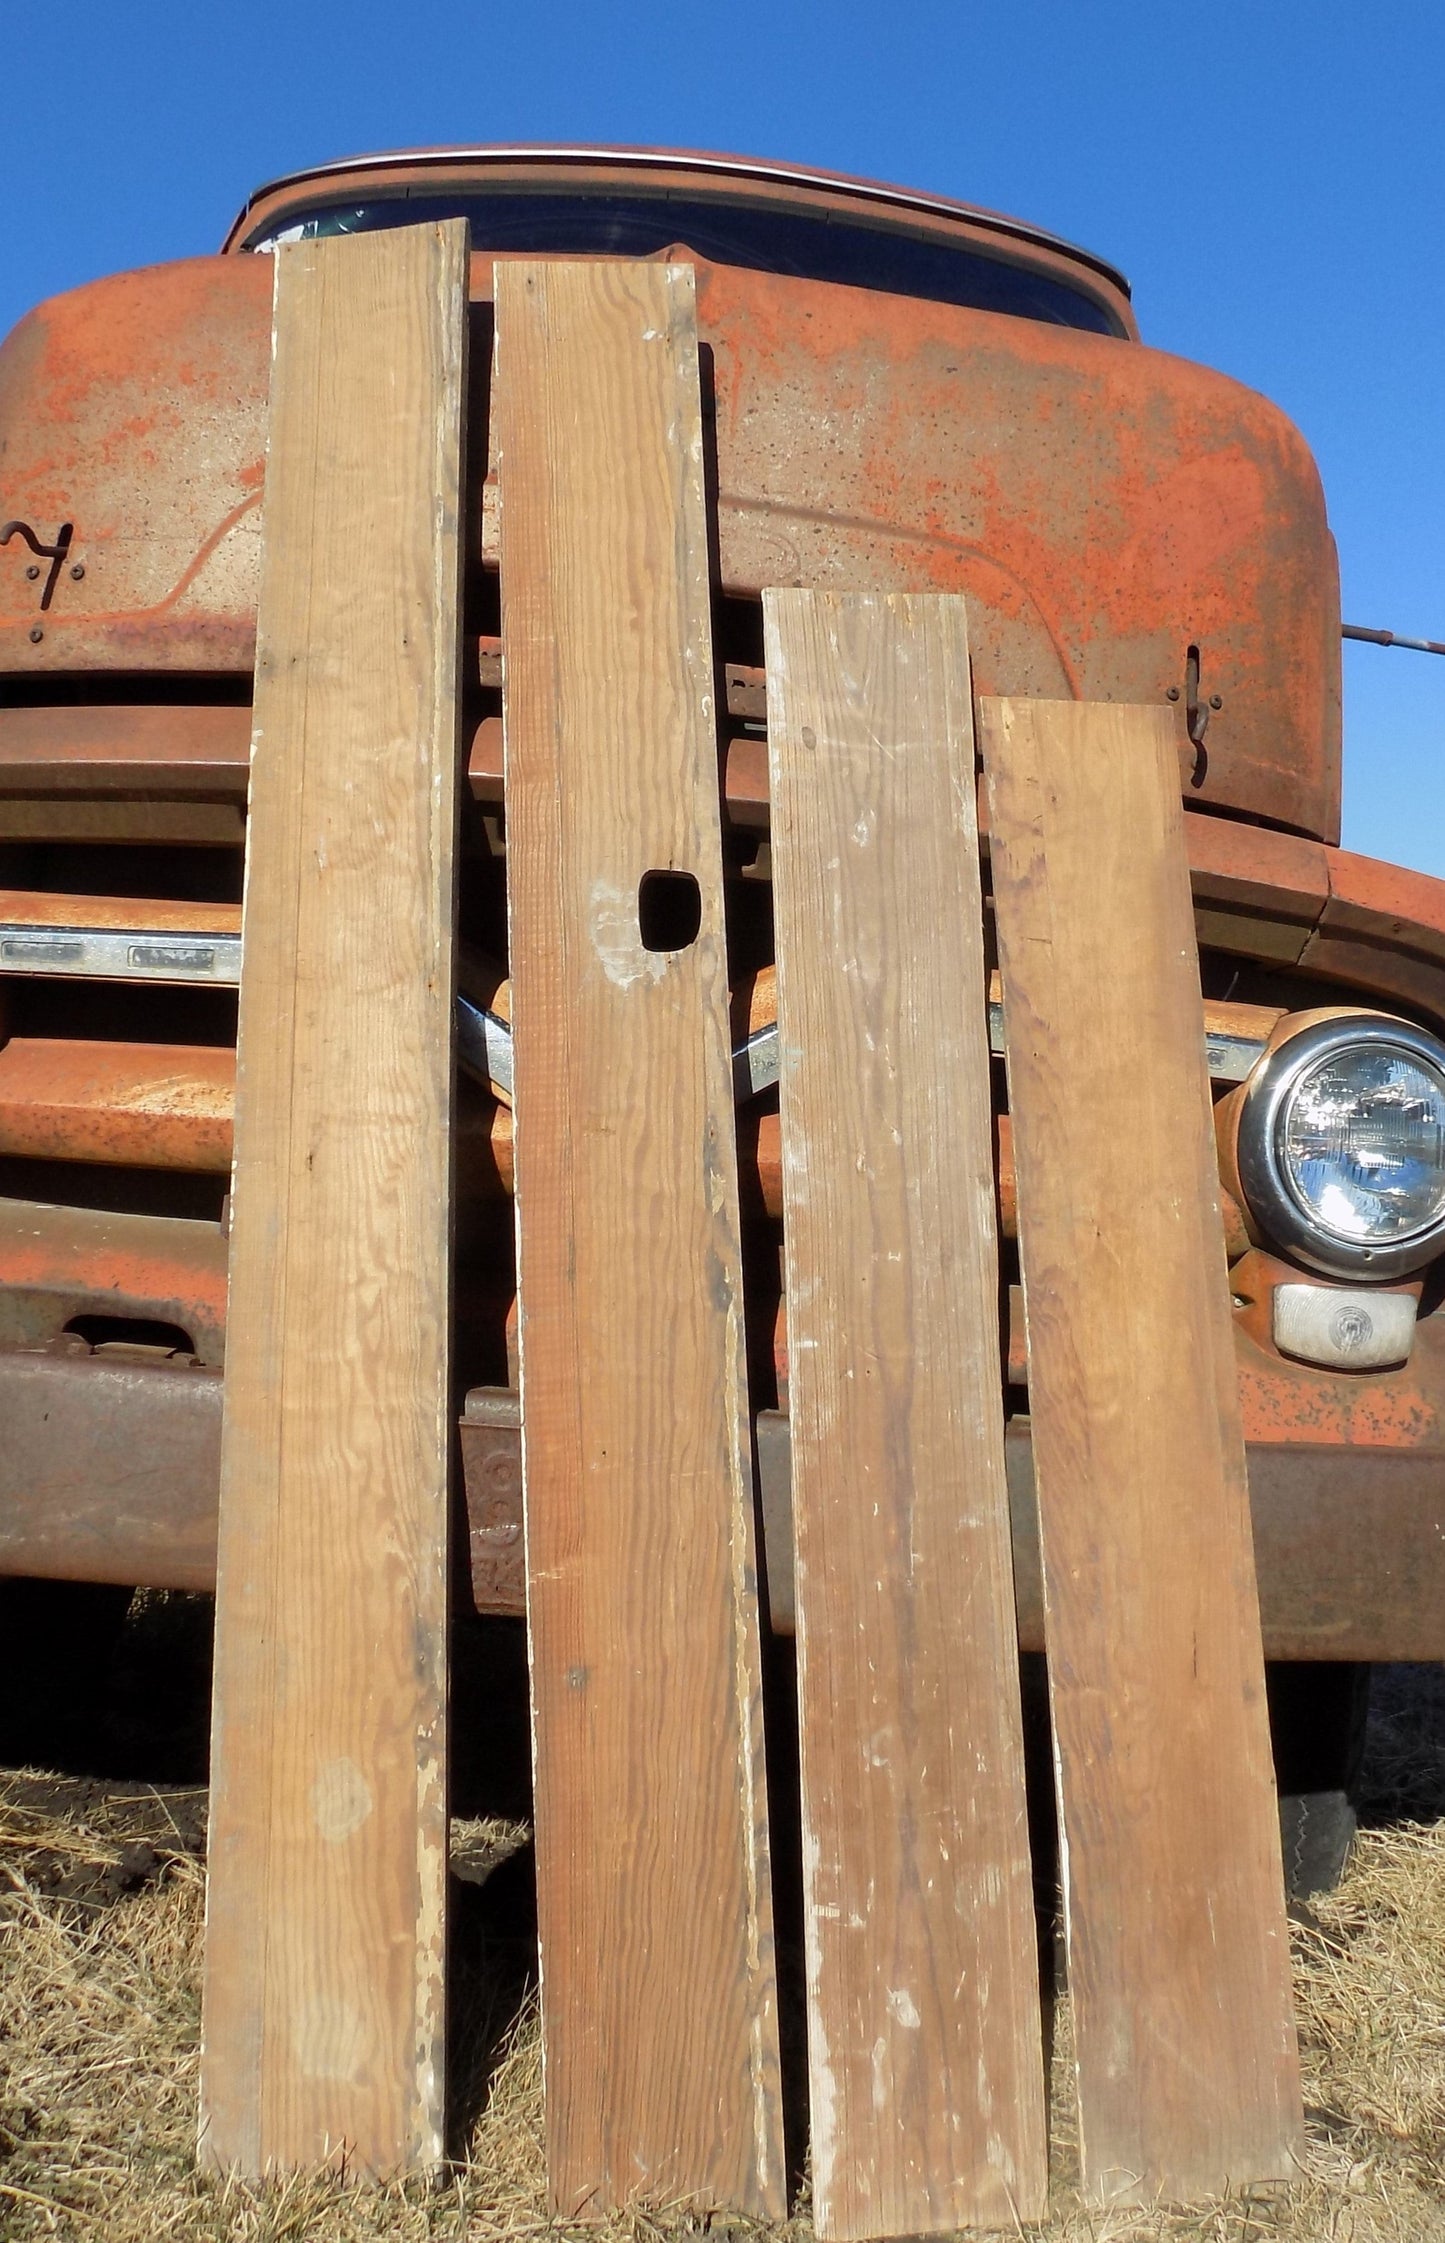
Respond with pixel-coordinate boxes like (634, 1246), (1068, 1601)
(1237, 1014), (1445, 1281)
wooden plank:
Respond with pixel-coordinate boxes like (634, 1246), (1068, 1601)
(493, 259), (784, 2220)
(200, 220), (467, 2176)
(764, 590), (1047, 2239)
(978, 696), (1302, 2205)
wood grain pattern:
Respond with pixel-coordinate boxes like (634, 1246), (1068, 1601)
(979, 696), (1303, 2205)
(764, 591), (1048, 2238)
(493, 259), (783, 2219)
(200, 221), (467, 2175)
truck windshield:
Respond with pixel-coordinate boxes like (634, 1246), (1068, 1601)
(247, 187), (1122, 336)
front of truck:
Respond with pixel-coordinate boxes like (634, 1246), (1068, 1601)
(0, 147), (1439, 1869)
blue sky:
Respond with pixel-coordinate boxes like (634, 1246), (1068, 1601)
(4, 0), (1442, 872)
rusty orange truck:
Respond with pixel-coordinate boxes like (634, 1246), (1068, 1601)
(0, 147), (1439, 1889)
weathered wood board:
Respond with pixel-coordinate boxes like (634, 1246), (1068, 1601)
(764, 591), (1048, 2238)
(200, 220), (468, 2175)
(979, 696), (1302, 2205)
(493, 259), (784, 2219)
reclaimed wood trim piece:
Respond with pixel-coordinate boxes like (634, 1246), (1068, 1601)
(200, 220), (468, 2176)
(765, 591), (1047, 2237)
(494, 258), (784, 2219)
(979, 696), (1302, 2205)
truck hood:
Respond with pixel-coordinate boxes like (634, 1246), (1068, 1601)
(0, 247), (1340, 840)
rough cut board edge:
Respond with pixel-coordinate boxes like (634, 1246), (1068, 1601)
(978, 696), (1302, 2207)
(764, 589), (1048, 2240)
(200, 219), (468, 2178)
(492, 258), (783, 2220)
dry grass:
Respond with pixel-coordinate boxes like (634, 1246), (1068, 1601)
(1, 1671), (1442, 2242)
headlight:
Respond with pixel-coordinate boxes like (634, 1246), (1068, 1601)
(1236, 1014), (1445, 1280)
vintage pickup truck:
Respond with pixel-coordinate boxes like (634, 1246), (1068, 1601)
(0, 146), (1440, 1888)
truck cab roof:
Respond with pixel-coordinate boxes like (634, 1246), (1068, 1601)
(224, 144), (1136, 340)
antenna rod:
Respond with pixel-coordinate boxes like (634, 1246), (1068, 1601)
(1343, 624), (1445, 656)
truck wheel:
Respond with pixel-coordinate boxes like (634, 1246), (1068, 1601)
(1266, 1661), (1370, 1900)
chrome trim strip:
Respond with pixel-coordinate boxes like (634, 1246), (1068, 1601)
(0, 925), (240, 985)
(733, 1024), (780, 1101)
(0, 920), (1268, 1102)
(1204, 1029), (1271, 1085)
(455, 992), (513, 1103)
(726, 1006), (1265, 1103)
